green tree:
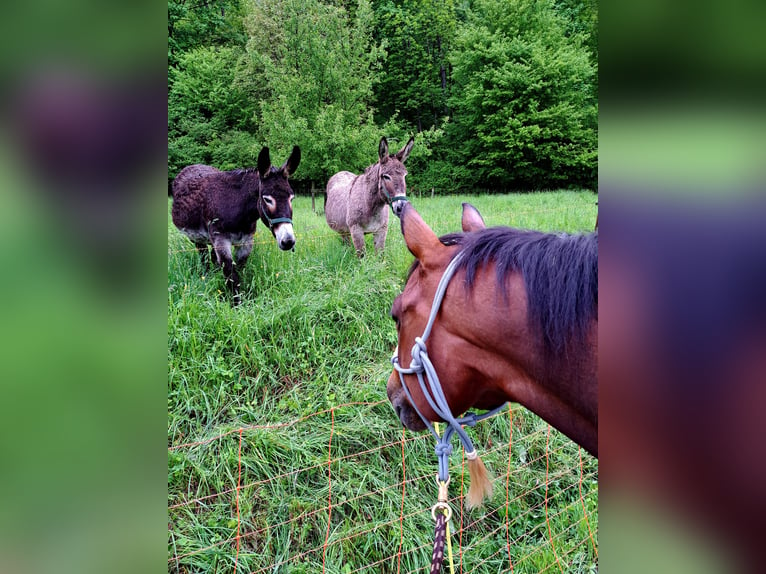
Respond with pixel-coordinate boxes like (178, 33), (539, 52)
(373, 0), (458, 132)
(168, 0), (246, 70)
(554, 0), (597, 62)
(168, 45), (260, 177)
(243, 0), (390, 185)
(168, 0), (256, 181)
(445, 0), (597, 190)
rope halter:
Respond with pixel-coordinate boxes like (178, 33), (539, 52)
(391, 251), (507, 483)
(259, 205), (292, 231)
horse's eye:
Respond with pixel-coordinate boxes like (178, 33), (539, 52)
(263, 196), (276, 208)
(382, 174), (391, 181)
(390, 312), (400, 329)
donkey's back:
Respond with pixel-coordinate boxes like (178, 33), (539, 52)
(171, 164), (223, 235)
(173, 164), (221, 191)
(324, 171), (356, 234)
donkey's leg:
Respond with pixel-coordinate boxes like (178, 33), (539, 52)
(349, 225), (366, 258)
(234, 236), (255, 298)
(195, 241), (212, 270)
(234, 235), (254, 268)
(373, 225), (388, 254)
(212, 234), (240, 305)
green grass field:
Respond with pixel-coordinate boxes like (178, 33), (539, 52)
(168, 191), (598, 573)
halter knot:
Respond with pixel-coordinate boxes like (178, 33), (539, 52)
(409, 337), (427, 370)
(461, 413), (480, 427)
(435, 443), (453, 457)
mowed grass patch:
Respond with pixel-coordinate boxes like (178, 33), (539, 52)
(168, 191), (598, 573)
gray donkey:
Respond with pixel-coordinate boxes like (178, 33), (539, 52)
(325, 136), (414, 256)
(171, 146), (300, 305)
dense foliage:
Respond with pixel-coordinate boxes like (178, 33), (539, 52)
(168, 0), (597, 191)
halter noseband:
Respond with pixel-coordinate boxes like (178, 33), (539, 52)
(259, 195), (292, 231)
(391, 251), (507, 483)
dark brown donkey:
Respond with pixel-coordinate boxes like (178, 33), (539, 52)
(171, 146), (300, 305)
(387, 202), (597, 506)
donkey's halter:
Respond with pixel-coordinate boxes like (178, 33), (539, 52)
(391, 251), (508, 482)
(259, 194), (292, 231)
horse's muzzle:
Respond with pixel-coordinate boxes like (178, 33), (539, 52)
(387, 371), (427, 431)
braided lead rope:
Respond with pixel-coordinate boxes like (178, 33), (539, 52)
(430, 511), (448, 574)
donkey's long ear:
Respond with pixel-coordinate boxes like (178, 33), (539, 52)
(395, 136), (415, 164)
(461, 202), (486, 232)
(281, 146), (301, 177)
(400, 202), (443, 264)
(257, 147), (271, 177)
(378, 137), (389, 164)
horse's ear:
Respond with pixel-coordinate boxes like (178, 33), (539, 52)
(379, 137), (389, 164)
(400, 202), (443, 264)
(461, 202), (486, 232)
(395, 136), (415, 164)
(257, 147), (271, 178)
(281, 146), (301, 178)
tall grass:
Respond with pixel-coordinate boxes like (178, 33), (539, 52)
(168, 191), (598, 573)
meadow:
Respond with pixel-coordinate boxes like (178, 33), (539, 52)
(168, 191), (599, 573)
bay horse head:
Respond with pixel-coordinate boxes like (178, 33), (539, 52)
(257, 145), (301, 251)
(377, 136), (414, 217)
(387, 202), (598, 506)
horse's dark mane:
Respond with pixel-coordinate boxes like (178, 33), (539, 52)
(405, 228), (596, 356)
(453, 227), (597, 355)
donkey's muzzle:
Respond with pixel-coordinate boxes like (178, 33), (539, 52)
(279, 236), (295, 250)
(391, 198), (408, 218)
(275, 222), (296, 251)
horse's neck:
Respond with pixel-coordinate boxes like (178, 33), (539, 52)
(448, 280), (597, 451)
(480, 327), (597, 454)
